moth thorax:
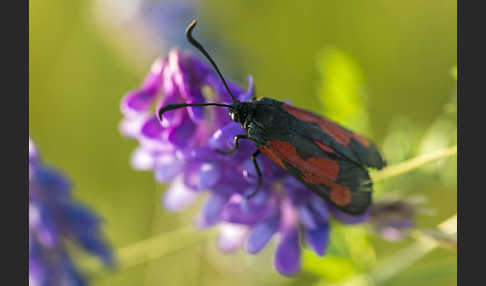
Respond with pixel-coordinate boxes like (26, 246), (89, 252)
(229, 101), (251, 125)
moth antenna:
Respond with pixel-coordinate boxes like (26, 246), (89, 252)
(158, 102), (232, 121)
(186, 20), (237, 102)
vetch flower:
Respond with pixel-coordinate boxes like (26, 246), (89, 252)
(368, 199), (416, 241)
(120, 50), (369, 276)
(29, 138), (113, 286)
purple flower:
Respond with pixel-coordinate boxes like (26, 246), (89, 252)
(369, 200), (415, 241)
(29, 138), (113, 286)
(120, 50), (368, 276)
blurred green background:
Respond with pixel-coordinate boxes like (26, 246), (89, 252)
(29, 0), (456, 285)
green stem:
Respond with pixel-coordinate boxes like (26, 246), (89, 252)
(372, 145), (457, 183)
(332, 214), (457, 286)
(84, 226), (218, 276)
(369, 214), (457, 285)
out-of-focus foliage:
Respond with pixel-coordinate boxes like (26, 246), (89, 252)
(317, 48), (370, 134)
(30, 0), (456, 285)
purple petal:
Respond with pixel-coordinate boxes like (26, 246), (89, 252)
(29, 137), (37, 162)
(29, 204), (41, 228)
(167, 115), (197, 148)
(168, 51), (205, 122)
(282, 175), (305, 189)
(119, 115), (148, 138)
(242, 185), (270, 205)
(120, 60), (163, 117)
(120, 89), (157, 117)
(274, 228), (301, 276)
(305, 224), (329, 256)
(186, 146), (218, 162)
(209, 122), (245, 151)
(217, 224), (249, 253)
(330, 205), (370, 224)
(142, 59), (164, 93)
(130, 147), (154, 170)
(138, 117), (175, 151)
(380, 227), (405, 241)
(221, 194), (272, 225)
(246, 213), (279, 254)
(36, 210), (58, 247)
(154, 152), (184, 183)
(238, 75), (255, 102)
(298, 206), (318, 230)
(186, 90), (205, 122)
(198, 163), (222, 189)
(158, 92), (184, 127)
(309, 197), (330, 222)
(183, 162), (221, 190)
(242, 156), (268, 185)
(198, 194), (229, 227)
(140, 117), (163, 139)
(162, 177), (199, 211)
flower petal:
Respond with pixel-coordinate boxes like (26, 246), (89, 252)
(198, 193), (229, 227)
(140, 117), (164, 139)
(246, 213), (279, 254)
(330, 205), (370, 224)
(217, 223), (249, 253)
(162, 177), (199, 211)
(154, 152), (184, 183)
(305, 224), (329, 256)
(183, 161), (221, 191)
(167, 115), (197, 148)
(274, 228), (301, 276)
(121, 89), (157, 117)
(209, 122), (245, 151)
(130, 147), (155, 170)
(120, 59), (163, 117)
(238, 75), (255, 102)
(221, 193), (272, 225)
(298, 206), (318, 230)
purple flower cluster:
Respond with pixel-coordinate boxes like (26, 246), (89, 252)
(29, 138), (113, 286)
(120, 49), (368, 276)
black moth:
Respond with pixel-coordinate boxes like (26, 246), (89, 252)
(159, 20), (386, 215)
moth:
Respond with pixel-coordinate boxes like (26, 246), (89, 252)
(159, 20), (386, 215)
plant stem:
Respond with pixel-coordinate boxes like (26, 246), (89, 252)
(331, 214), (457, 286)
(371, 145), (457, 183)
(84, 226), (218, 276)
(369, 214), (457, 285)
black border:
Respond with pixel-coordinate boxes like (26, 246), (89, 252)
(6, 0), (29, 283)
(458, 0), (483, 285)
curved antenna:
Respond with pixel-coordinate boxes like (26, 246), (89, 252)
(158, 102), (232, 121)
(186, 20), (237, 102)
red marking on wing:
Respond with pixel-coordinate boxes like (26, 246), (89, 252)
(300, 171), (351, 206)
(265, 140), (352, 206)
(282, 104), (371, 147)
(329, 185), (352, 206)
(259, 146), (287, 170)
(266, 140), (340, 181)
(313, 140), (335, 154)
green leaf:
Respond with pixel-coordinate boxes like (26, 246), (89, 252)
(317, 48), (369, 133)
(303, 250), (355, 282)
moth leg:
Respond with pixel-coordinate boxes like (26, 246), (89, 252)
(246, 150), (262, 199)
(216, 134), (248, 155)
